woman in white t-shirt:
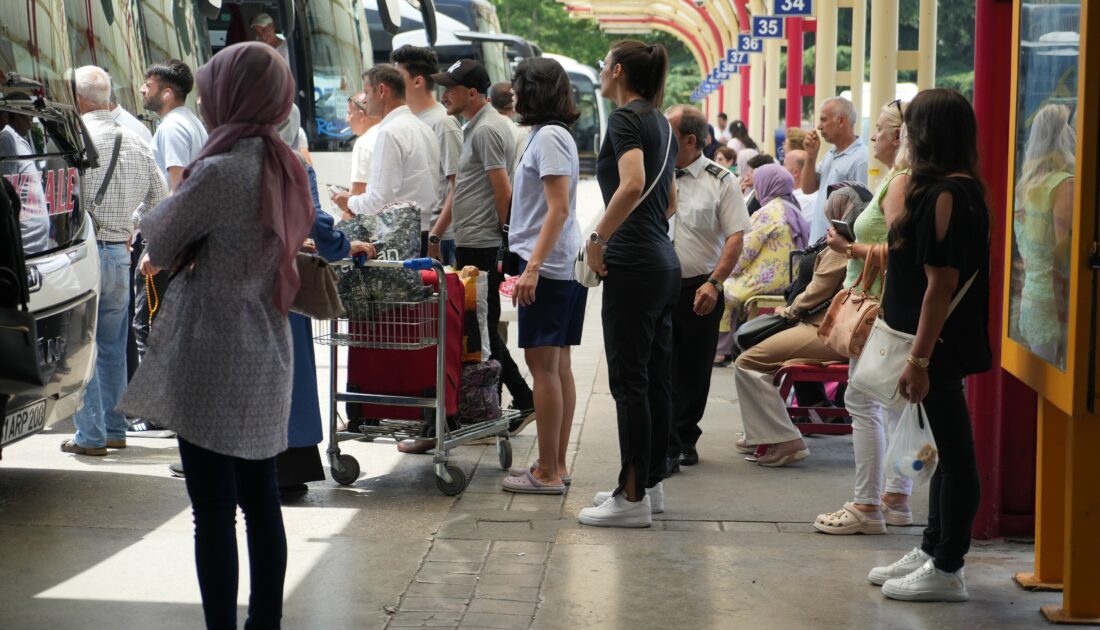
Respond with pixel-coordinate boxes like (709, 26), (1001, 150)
(346, 94), (380, 217)
(500, 58), (587, 495)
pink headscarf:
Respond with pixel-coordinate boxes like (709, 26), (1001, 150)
(188, 42), (314, 315)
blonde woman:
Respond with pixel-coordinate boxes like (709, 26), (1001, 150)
(812, 99), (914, 535)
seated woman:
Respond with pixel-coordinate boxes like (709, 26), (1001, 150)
(731, 184), (869, 466)
(714, 164), (809, 364)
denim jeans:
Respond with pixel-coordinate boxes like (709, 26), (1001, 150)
(74, 243), (131, 448)
(178, 437), (287, 630)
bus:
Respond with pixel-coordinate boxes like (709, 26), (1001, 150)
(544, 54), (609, 176)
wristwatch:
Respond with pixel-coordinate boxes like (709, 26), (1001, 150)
(906, 354), (930, 370)
(706, 278), (722, 291)
(428, 234), (441, 245)
(589, 231), (610, 248)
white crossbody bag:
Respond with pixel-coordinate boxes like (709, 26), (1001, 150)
(849, 271), (978, 406)
(573, 120), (675, 287)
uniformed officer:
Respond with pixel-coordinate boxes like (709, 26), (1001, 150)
(664, 105), (752, 470)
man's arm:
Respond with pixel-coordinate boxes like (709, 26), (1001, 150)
(487, 168), (511, 228)
(166, 166), (184, 193)
(800, 130), (822, 194)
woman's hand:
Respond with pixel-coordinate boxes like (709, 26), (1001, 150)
(586, 241), (608, 277)
(301, 238), (317, 254)
(898, 363), (930, 403)
(825, 228), (850, 254)
(514, 265), (539, 307)
(349, 240), (377, 258)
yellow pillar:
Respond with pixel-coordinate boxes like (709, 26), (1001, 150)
(763, 36), (781, 155)
(849, 0), (867, 141)
(867, 0), (898, 188)
(1015, 398), (1066, 591)
(916, 0), (937, 90)
(813, 0), (838, 163)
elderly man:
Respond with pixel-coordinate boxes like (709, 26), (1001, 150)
(62, 66), (168, 456)
(665, 105), (751, 470)
(251, 13), (291, 67)
(802, 96), (868, 241)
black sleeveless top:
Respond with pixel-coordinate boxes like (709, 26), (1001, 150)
(882, 177), (992, 378)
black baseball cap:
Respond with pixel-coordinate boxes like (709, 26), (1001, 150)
(431, 60), (491, 93)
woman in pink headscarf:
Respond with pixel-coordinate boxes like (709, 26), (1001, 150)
(120, 42), (313, 629)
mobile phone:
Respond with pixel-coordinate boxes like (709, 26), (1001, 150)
(830, 219), (856, 242)
(328, 184), (349, 196)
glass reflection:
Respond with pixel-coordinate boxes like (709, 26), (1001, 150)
(1008, 1), (1080, 370)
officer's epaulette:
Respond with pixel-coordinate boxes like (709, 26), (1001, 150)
(705, 163), (730, 181)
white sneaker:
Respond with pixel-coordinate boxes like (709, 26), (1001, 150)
(592, 481), (664, 514)
(881, 559), (969, 602)
(868, 547), (932, 585)
(578, 493), (652, 528)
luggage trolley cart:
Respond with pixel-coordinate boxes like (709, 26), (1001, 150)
(314, 257), (516, 495)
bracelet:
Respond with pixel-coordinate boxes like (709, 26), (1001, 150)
(906, 355), (930, 370)
(846, 243), (854, 260)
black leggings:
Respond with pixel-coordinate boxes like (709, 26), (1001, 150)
(602, 267), (680, 496)
(920, 374), (981, 573)
(178, 438), (287, 630)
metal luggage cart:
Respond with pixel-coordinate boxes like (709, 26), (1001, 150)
(314, 257), (516, 495)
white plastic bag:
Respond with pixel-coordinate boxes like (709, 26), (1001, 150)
(884, 403), (939, 485)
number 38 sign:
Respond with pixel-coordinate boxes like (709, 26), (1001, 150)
(774, 0), (812, 16)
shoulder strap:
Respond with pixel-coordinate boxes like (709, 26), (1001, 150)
(946, 271), (979, 317)
(633, 119), (675, 212)
(92, 127), (123, 209)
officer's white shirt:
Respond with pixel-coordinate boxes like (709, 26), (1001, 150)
(670, 153), (752, 278)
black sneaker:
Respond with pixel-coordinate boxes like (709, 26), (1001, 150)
(126, 419), (177, 439)
(508, 407), (536, 436)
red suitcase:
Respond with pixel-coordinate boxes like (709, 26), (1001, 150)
(346, 270), (463, 421)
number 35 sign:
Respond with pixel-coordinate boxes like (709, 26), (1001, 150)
(774, 0), (812, 16)
(751, 16), (784, 39)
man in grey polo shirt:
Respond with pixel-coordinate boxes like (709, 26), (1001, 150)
(429, 60), (535, 422)
(802, 96), (868, 241)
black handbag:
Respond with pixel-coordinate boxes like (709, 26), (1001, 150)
(0, 179), (44, 393)
(734, 314), (794, 353)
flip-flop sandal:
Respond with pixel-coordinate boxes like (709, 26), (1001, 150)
(508, 460), (572, 485)
(501, 470), (565, 495)
(812, 502), (886, 535)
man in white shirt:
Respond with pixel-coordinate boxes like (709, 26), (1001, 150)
(109, 90), (152, 146)
(714, 112), (733, 144)
(331, 64), (440, 242)
(252, 13), (291, 69)
(391, 45), (462, 261)
(665, 105), (750, 469)
(344, 92), (380, 215)
(784, 149), (817, 224)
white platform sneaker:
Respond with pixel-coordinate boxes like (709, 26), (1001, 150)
(881, 558), (969, 602)
(592, 481), (664, 514)
(868, 547), (932, 585)
(579, 493), (652, 528)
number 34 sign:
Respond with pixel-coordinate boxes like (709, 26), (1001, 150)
(774, 0), (812, 16)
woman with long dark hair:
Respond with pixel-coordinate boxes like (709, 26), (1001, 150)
(579, 40), (679, 528)
(500, 58), (586, 494)
(726, 119), (758, 153)
(868, 88), (991, 602)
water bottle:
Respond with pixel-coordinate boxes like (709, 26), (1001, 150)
(893, 455), (925, 479)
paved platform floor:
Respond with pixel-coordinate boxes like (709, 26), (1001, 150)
(0, 181), (1060, 628)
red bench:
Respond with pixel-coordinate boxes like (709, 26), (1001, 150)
(772, 362), (853, 436)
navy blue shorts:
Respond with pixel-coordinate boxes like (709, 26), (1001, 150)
(517, 260), (588, 349)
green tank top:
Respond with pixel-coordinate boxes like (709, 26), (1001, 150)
(843, 169), (908, 296)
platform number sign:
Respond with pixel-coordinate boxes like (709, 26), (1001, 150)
(774, 0), (812, 16)
(737, 35), (763, 54)
(752, 16), (784, 39)
(726, 50), (750, 65)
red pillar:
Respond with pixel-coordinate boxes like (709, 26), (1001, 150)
(734, 0), (751, 123)
(968, 0), (1037, 539)
(785, 17), (804, 128)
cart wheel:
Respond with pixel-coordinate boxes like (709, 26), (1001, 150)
(331, 454), (360, 486)
(497, 438), (513, 470)
(436, 465), (467, 496)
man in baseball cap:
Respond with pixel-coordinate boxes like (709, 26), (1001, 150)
(431, 59), (492, 94)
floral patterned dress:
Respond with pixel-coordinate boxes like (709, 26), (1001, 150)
(718, 199), (797, 333)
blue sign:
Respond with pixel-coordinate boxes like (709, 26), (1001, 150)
(726, 50), (750, 65)
(720, 60), (737, 73)
(752, 16), (784, 39)
(774, 0), (813, 16)
(736, 35), (763, 53)
(716, 71), (731, 81)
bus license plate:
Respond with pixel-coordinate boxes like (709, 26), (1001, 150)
(2, 400), (47, 446)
